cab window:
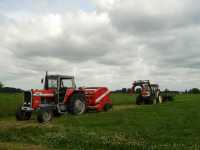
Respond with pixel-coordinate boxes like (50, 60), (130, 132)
(143, 84), (150, 91)
(60, 79), (73, 88)
(48, 79), (57, 88)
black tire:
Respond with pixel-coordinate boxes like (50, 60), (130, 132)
(16, 107), (32, 121)
(149, 96), (157, 105)
(24, 112), (32, 120)
(148, 97), (153, 104)
(67, 93), (86, 115)
(16, 107), (24, 121)
(103, 103), (112, 112)
(37, 109), (53, 123)
(136, 95), (143, 105)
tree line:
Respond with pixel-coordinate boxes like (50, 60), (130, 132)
(0, 82), (23, 93)
(0, 81), (200, 94)
(113, 87), (200, 94)
(185, 88), (200, 94)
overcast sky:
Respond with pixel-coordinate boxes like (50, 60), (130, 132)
(0, 0), (200, 91)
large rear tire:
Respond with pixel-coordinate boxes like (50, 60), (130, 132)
(37, 109), (53, 123)
(67, 93), (86, 115)
(16, 107), (32, 121)
(148, 96), (154, 105)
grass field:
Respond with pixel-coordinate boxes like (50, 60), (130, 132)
(0, 93), (200, 150)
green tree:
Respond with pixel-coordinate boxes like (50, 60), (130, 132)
(189, 88), (200, 94)
(164, 88), (169, 92)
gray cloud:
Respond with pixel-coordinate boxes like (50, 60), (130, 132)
(0, 0), (200, 90)
(108, 0), (200, 35)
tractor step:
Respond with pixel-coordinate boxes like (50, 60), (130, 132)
(57, 104), (67, 113)
(39, 104), (57, 110)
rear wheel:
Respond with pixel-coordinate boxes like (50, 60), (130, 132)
(16, 107), (32, 121)
(67, 93), (86, 115)
(37, 109), (53, 123)
(146, 95), (157, 105)
(148, 96), (155, 104)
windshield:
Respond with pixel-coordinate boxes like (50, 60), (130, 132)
(143, 84), (150, 91)
(48, 79), (57, 88)
(60, 79), (73, 88)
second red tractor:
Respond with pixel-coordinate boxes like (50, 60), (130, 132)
(132, 80), (174, 105)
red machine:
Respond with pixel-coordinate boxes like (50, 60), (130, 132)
(132, 80), (162, 105)
(16, 72), (112, 123)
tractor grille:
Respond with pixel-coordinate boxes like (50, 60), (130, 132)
(24, 91), (32, 107)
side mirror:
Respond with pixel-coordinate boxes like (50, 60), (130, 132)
(41, 78), (44, 84)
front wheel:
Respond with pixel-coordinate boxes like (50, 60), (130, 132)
(16, 107), (32, 121)
(37, 109), (53, 123)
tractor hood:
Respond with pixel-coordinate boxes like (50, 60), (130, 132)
(32, 89), (55, 97)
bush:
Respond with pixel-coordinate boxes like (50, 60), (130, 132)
(0, 87), (23, 93)
(188, 88), (200, 94)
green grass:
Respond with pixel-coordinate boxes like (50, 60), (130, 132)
(0, 93), (200, 149)
(0, 93), (22, 117)
(110, 93), (135, 105)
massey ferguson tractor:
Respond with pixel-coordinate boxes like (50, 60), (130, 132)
(16, 73), (112, 123)
(132, 80), (174, 105)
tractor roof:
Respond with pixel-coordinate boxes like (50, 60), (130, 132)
(133, 80), (150, 85)
(47, 74), (74, 79)
(151, 84), (158, 86)
(151, 84), (159, 87)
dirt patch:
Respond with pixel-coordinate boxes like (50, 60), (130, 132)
(0, 142), (48, 150)
(0, 120), (55, 130)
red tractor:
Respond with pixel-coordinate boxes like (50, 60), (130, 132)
(132, 80), (163, 105)
(16, 73), (112, 123)
(132, 80), (175, 105)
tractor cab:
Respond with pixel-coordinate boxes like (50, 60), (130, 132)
(132, 80), (152, 97)
(43, 74), (76, 90)
(150, 84), (159, 95)
(132, 80), (159, 96)
(43, 74), (76, 103)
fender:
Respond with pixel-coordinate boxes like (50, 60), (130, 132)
(64, 89), (86, 104)
(63, 88), (75, 103)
